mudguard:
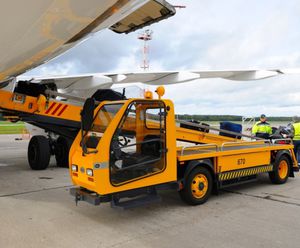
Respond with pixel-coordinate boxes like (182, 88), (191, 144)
(274, 150), (294, 177)
(183, 159), (215, 183)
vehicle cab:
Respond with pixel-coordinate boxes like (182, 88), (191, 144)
(69, 88), (177, 199)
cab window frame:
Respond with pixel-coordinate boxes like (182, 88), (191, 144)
(109, 100), (167, 187)
(144, 105), (166, 131)
(81, 102), (124, 149)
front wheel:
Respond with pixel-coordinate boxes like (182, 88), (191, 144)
(269, 155), (290, 184)
(179, 167), (213, 205)
(28, 135), (51, 170)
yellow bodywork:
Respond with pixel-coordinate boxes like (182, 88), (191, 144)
(178, 140), (297, 178)
(69, 99), (177, 195)
(0, 89), (82, 122)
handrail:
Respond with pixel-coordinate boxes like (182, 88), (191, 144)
(221, 140), (270, 151)
(181, 143), (218, 156)
(179, 138), (293, 156)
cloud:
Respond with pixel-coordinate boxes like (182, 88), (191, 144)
(24, 0), (300, 116)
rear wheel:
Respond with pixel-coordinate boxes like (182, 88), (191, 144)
(179, 167), (212, 205)
(269, 155), (290, 184)
(54, 137), (72, 168)
(28, 135), (51, 170)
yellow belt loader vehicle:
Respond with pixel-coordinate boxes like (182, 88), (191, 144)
(69, 87), (299, 208)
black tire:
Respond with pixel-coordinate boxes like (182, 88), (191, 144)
(28, 135), (51, 170)
(179, 167), (213, 205)
(269, 155), (290, 184)
(54, 137), (72, 168)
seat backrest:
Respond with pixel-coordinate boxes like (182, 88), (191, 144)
(141, 135), (161, 157)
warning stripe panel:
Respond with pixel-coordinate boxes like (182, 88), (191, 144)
(57, 105), (68, 116)
(51, 103), (62, 115)
(45, 102), (56, 114)
(218, 165), (273, 181)
(44, 102), (69, 116)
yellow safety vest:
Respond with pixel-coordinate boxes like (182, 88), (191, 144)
(293, 122), (300, 140)
(252, 121), (272, 135)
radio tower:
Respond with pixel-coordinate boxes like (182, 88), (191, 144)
(138, 29), (153, 70)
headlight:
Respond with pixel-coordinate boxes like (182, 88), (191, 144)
(71, 164), (78, 172)
(86, 168), (93, 177)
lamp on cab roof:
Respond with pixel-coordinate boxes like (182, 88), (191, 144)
(155, 86), (165, 99)
(144, 90), (153, 99)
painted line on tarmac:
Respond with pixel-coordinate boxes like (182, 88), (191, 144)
(223, 189), (300, 207)
(0, 163), (10, 167)
(1, 146), (20, 148)
(0, 185), (73, 198)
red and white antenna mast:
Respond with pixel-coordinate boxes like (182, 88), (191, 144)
(138, 29), (153, 70)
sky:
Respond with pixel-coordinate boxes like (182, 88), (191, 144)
(25, 0), (300, 117)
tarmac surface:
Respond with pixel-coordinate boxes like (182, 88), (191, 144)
(1, 134), (300, 248)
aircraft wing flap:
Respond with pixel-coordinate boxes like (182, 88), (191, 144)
(109, 0), (176, 34)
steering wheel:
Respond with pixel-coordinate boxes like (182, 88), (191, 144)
(118, 135), (129, 147)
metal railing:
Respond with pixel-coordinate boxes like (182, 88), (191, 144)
(181, 143), (218, 156)
(220, 140), (270, 151)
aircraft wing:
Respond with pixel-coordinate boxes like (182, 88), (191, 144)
(0, 0), (175, 83)
(20, 68), (300, 96)
(106, 69), (300, 85)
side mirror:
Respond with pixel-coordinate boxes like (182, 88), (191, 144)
(81, 98), (95, 131)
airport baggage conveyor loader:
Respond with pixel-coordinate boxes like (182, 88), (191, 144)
(69, 86), (299, 208)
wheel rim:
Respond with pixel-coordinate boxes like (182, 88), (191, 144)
(191, 173), (208, 199)
(278, 160), (288, 179)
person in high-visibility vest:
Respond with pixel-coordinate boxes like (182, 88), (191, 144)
(290, 116), (300, 162)
(252, 114), (272, 139)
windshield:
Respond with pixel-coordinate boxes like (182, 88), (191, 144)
(83, 103), (123, 149)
